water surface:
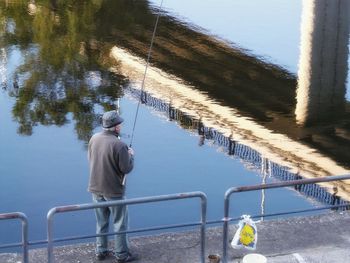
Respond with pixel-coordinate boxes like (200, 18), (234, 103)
(0, 0), (349, 247)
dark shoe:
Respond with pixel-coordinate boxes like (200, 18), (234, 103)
(115, 252), (138, 263)
(96, 251), (113, 261)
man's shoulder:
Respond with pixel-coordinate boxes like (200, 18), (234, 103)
(89, 131), (126, 147)
(89, 131), (103, 140)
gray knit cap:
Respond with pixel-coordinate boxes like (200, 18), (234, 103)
(102, 110), (124, 128)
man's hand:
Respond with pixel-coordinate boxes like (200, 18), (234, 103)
(128, 147), (134, 156)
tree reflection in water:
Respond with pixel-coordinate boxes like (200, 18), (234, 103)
(1, 0), (129, 141)
(0, 0), (297, 141)
(1, 0), (350, 167)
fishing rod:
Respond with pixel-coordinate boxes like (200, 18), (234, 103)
(129, 0), (164, 148)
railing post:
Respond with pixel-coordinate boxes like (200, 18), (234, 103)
(199, 192), (207, 263)
(47, 208), (57, 263)
(0, 212), (29, 263)
(21, 213), (29, 263)
(222, 188), (234, 263)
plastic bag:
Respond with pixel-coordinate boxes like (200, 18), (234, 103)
(231, 215), (257, 250)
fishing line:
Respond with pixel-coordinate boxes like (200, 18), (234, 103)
(129, 0), (164, 147)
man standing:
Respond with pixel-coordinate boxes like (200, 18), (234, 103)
(88, 110), (136, 262)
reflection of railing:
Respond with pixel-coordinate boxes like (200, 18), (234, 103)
(0, 48), (7, 88)
(126, 87), (350, 206)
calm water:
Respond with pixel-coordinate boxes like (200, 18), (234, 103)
(1, 0), (349, 247)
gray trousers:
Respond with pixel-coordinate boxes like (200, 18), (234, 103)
(92, 194), (129, 259)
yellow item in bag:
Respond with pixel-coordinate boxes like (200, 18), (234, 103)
(231, 215), (257, 250)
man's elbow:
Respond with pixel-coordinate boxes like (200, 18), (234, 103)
(125, 164), (134, 174)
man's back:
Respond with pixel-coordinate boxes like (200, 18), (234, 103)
(88, 130), (134, 197)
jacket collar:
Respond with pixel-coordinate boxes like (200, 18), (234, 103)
(102, 130), (120, 138)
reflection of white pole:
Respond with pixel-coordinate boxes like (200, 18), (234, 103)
(0, 48), (7, 87)
(28, 1), (38, 16)
(115, 98), (120, 114)
(296, 0), (350, 125)
(260, 157), (267, 221)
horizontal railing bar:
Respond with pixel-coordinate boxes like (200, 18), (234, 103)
(0, 212), (26, 221)
(28, 240), (49, 246)
(0, 239), (50, 249)
(51, 221), (202, 243)
(49, 192), (206, 215)
(251, 204), (350, 220)
(226, 174), (350, 195)
(206, 219), (225, 225)
(1, 221), (202, 248)
(206, 204), (350, 226)
(0, 242), (23, 249)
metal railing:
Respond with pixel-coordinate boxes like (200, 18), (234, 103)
(221, 174), (350, 263)
(0, 212), (29, 263)
(47, 191), (207, 263)
(1, 175), (350, 263)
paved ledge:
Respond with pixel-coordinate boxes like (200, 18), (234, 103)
(1, 211), (350, 263)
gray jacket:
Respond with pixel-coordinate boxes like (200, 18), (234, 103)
(88, 130), (134, 197)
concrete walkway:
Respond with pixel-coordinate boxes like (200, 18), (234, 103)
(1, 211), (349, 263)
